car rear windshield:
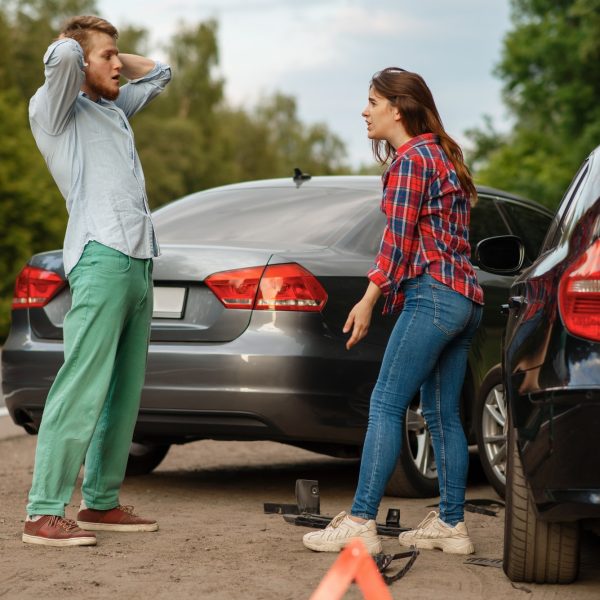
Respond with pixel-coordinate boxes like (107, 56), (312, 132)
(153, 185), (377, 246)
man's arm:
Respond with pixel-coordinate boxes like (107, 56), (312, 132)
(114, 56), (171, 118)
(119, 54), (156, 81)
(30, 39), (85, 135)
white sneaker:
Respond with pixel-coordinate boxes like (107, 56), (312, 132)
(302, 511), (383, 554)
(398, 511), (475, 554)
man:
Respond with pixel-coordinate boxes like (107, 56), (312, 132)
(22, 15), (171, 547)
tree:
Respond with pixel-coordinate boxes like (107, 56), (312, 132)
(468, 0), (600, 208)
(0, 90), (67, 337)
(0, 1), (96, 338)
(253, 93), (347, 176)
(134, 23), (350, 208)
(7, 0), (98, 99)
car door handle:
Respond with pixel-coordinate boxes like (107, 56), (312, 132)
(508, 296), (526, 310)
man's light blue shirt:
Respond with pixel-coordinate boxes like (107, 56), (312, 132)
(29, 38), (172, 275)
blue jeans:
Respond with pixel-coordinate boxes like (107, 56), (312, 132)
(351, 273), (482, 525)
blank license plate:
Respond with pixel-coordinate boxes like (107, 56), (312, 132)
(153, 287), (186, 318)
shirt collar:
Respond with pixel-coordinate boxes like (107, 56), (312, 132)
(79, 91), (110, 105)
(396, 133), (439, 156)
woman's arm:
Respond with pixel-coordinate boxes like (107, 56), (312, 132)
(343, 281), (382, 350)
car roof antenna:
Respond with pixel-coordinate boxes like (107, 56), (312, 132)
(293, 167), (311, 188)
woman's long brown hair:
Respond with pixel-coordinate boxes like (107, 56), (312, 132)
(370, 67), (477, 204)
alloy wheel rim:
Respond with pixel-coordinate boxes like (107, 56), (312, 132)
(406, 404), (437, 480)
(482, 383), (507, 485)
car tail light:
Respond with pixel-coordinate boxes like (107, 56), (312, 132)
(558, 239), (600, 341)
(205, 263), (328, 312)
(205, 265), (264, 309)
(12, 265), (65, 309)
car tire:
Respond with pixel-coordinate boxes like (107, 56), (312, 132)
(503, 416), (580, 583)
(475, 366), (507, 498)
(385, 398), (439, 498)
(126, 442), (171, 476)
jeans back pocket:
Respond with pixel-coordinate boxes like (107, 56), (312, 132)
(431, 283), (472, 336)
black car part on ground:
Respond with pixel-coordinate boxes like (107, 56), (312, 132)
(264, 478), (418, 586)
(264, 478), (408, 536)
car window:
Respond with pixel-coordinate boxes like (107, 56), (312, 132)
(469, 196), (511, 255)
(498, 201), (553, 260)
(337, 207), (386, 256)
(540, 161), (589, 252)
(153, 186), (376, 246)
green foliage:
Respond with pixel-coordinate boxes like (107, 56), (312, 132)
(0, 2), (352, 341)
(468, 0), (600, 208)
(0, 89), (67, 338)
(132, 24), (350, 208)
(7, 0), (98, 99)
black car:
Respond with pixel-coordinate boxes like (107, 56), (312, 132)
(477, 145), (600, 583)
(2, 175), (552, 498)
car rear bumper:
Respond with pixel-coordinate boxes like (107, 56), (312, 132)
(2, 313), (381, 449)
(517, 389), (600, 521)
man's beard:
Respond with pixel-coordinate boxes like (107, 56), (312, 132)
(86, 72), (120, 101)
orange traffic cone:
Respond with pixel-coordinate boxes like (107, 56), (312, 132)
(309, 538), (393, 600)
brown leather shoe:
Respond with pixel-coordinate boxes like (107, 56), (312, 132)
(22, 515), (97, 547)
(77, 505), (158, 532)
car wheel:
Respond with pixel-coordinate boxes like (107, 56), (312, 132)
(475, 366), (507, 498)
(126, 442), (171, 476)
(385, 398), (439, 498)
(503, 415), (580, 583)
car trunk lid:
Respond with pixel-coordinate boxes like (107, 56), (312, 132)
(27, 244), (330, 343)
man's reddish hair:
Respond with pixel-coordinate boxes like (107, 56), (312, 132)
(60, 15), (118, 55)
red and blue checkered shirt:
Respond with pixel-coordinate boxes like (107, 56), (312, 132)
(368, 133), (484, 314)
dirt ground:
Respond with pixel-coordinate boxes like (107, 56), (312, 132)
(1, 431), (599, 600)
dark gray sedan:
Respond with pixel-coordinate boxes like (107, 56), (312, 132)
(2, 175), (553, 497)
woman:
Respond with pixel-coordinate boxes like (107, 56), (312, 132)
(303, 68), (483, 555)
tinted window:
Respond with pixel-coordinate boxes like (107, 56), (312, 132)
(541, 161), (589, 252)
(469, 196), (511, 254)
(499, 202), (553, 260)
(153, 186), (376, 246)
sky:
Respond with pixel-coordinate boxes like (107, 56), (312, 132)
(97, 0), (513, 168)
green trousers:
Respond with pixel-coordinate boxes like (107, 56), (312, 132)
(27, 242), (153, 516)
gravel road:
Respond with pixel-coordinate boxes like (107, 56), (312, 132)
(1, 434), (599, 599)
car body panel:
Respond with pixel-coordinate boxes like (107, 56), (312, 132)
(503, 147), (600, 522)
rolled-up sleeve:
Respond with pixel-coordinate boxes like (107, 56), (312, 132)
(116, 61), (172, 118)
(368, 155), (428, 311)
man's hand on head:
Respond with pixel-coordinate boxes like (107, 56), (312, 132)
(56, 34), (89, 66)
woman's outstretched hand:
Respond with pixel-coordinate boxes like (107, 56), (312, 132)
(343, 282), (382, 350)
(343, 299), (373, 349)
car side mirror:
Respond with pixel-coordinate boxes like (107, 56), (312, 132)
(475, 235), (525, 275)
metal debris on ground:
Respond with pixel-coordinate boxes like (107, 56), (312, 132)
(266, 479), (419, 586)
(374, 548), (419, 584)
(264, 479), (409, 536)
(427, 498), (505, 517)
(282, 512), (409, 537)
(464, 557), (503, 568)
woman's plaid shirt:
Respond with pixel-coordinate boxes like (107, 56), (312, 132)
(368, 133), (484, 314)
